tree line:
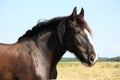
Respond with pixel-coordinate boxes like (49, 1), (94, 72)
(60, 56), (120, 62)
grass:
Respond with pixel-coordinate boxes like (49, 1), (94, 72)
(57, 62), (120, 80)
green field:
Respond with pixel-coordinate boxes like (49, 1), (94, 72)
(57, 62), (120, 80)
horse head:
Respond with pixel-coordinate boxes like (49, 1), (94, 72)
(62, 7), (98, 66)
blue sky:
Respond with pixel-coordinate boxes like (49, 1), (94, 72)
(0, 0), (120, 58)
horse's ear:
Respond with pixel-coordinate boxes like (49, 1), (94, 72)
(79, 8), (84, 18)
(71, 7), (77, 17)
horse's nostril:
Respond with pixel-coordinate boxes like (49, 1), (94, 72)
(89, 55), (95, 63)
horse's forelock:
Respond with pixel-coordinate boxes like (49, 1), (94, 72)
(80, 18), (92, 36)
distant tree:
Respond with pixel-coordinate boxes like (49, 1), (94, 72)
(60, 56), (120, 62)
(111, 56), (120, 61)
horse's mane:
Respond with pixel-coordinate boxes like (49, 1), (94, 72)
(18, 16), (92, 41)
(18, 16), (67, 41)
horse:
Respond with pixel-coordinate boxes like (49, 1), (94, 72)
(0, 7), (98, 80)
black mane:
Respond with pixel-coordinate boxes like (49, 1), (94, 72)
(18, 16), (67, 41)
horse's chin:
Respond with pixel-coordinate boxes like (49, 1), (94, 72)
(81, 61), (95, 67)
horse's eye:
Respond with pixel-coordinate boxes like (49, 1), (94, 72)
(76, 19), (79, 23)
(77, 31), (80, 34)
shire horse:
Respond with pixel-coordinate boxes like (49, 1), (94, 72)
(0, 7), (98, 80)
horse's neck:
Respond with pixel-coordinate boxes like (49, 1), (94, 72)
(18, 28), (66, 79)
(33, 30), (66, 64)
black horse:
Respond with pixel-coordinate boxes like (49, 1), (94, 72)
(0, 7), (98, 80)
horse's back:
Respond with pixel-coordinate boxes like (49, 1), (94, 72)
(0, 42), (42, 80)
(0, 43), (20, 59)
(0, 43), (20, 80)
